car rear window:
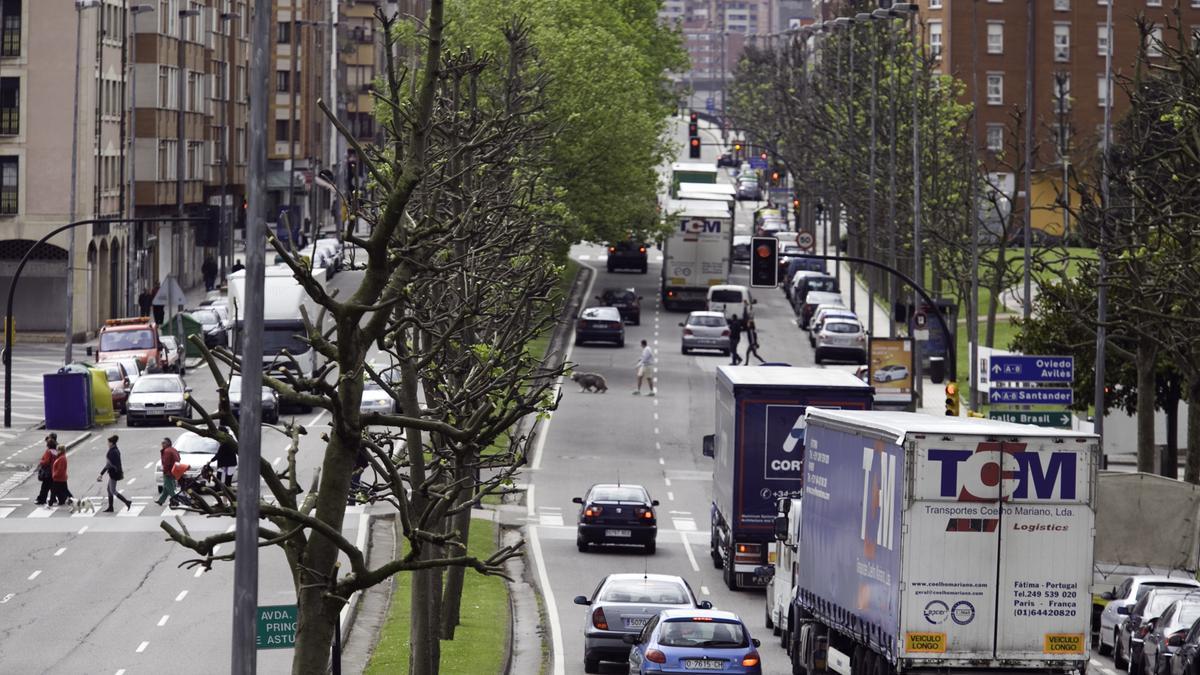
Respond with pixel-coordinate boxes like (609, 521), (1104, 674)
(600, 580), (689, 605)
(1149, 592), (1197, 616)
(606, 291), (636, 303)
(806, 277), (838, 292)
(591, 486), (648, 502)
(710, 290), (744, 303)
(581, 308), (617, 320)
(689, 315), (726, 328)
(659, 619), (748, 648)
(825, 322), (861, 334)
(1174, 602), (1200, 629)
(104, 366), (122, 380)
(1139, 583), (1199, 601)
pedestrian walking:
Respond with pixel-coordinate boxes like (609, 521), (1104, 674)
(633, 340), (656, 396)
(744, 318), (765, 365)
(97, 435), (132, 512)
(35, 435), (56, 505)
(155, 437), (181, 506)
(137, 288), (153, 317)
(150, 283), (165, 324)
(49, 444), (71, 507)
(231, 259), (245, 273)
(214, 438), (237, 487)
(201, 256), (218, 292)
(728, 315), (743, 365)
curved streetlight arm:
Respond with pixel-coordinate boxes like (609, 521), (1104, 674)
(4, 216), (208, 428)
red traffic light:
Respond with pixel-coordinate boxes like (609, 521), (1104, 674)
(690, 112), (698, 123)
(756, 244), (773, 258)
(760, 151), (768, 161)
(690, 138), (700, 147)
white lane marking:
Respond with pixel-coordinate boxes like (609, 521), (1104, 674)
(143, 462), (153, 470)
(653, 412), (659, 421)
(213, 545), (222, 555)
(175, 590), (188, 602)
(54, 547), (66, 557)
(157, 615), (169, 627)
(540, 513), (564, 527)
(673, 518), (698, 532)
(27, 570), (41, 580)
(194, 567), (204, 578)
(0, 507), (14, 519)
(658, 457), (665, 465)
(115, 670), (126, 675)
(304, 409), (328, 428)
(667, 492), (675, 501)
(654, 427), (659, 435)
(664, 477), (672, 486)
(136, 641), (149, 653)
(126, 478), (136, 485)
(679, 532), (700, 572)
(700, 585), (710, 595)
(28, 507), (55, 518)
(226, 523), (236, 533)
(528, 526), (565, 675)
(655, 441), (661, 451)
(272, 457), (282, 467)
(78, 526), (88, 535)
(119, 505), (146, 518)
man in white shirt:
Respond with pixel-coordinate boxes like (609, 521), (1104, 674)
(634, 340), (656, 396)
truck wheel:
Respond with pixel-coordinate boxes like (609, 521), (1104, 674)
(765, 604), (774, 630)
(722, 544), (739, 591)
(710, 533), (722, 569)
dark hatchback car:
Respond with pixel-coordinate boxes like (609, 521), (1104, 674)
(1169, 617), (1200, 675)
(574, 483), (659, 554)
(1122, 589), (1200, 673)
(607, 241), (649, 274)
(575, 306), (625, 347)
(1143, 598), (1200, 675)
(597, 288), (642, 325)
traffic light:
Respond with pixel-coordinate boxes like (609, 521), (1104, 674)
(689, 137), (701, 159)
(690, 111), (698, 123)
(945, 382), (961, 417)
(734, 143), (742, 154)
(770, 170), (781, 186)
(750, 236), (778, 288)
(759, 151), (768, 162)
(688, 122), (698, 137)
(793, 196), (801, 212)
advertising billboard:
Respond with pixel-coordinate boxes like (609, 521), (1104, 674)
(870, 338), (914, 405)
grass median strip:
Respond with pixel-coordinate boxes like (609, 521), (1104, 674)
(365, 518), (508, 674)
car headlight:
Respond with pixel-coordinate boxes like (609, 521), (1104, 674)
(128, 401), (146, 410)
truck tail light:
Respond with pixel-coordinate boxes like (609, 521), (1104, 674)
(742, 652), (761, 667)
(645, 649), (667, 664)
(734, 542), (763, 564)
(592, 607), (608, 630)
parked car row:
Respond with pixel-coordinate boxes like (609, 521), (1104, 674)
(1097, 575), (1200, 674)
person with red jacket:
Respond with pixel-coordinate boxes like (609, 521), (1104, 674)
(35, 435), (56, 505)
(49, 445), (70, 507)
(156, 437), (181, 506)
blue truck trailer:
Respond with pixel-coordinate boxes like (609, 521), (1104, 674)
(702, 366), (872, 591)
(787, 409), (1097, 675)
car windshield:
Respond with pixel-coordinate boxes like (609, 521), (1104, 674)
(591, 486), (648, 502)
(175, 433), (218, 456)
(806, 278), (838, 292)
(689, 315), (726, 328)
(133, 377), (182, 394)
(710, 290), (744, 303)
(659, 619), (748, 648)
(191, 310), (219, 327)
(826, 322), (861, 334)
(364, 381), (386, 392)
(104, 366), (123, 380)
(600, 580), (690, 605)
(100, 329), (155, 351)
(605, 290), (636, 303)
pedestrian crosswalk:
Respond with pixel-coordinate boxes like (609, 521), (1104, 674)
(0, 498), (367, 520)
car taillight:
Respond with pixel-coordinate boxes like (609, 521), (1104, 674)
(592, 607), (608, 630)
(645, 649), (667, 664)
(637, 507), (654, 520)
(611, 322), (623, 329)
(721, 329), (730, 336)
(639, 246), (646, 253)
(742, 652), (761, 667)
(608, 246), (616, 253)
(734, 542), (763, 564)
(1140, 625), (1152, 637)
(585, 506), (603, 518)
(683, 329), (693, 336)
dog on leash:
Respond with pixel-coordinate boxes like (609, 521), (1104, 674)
(571, 372), (608, 393)
(69, 497), (95, 514)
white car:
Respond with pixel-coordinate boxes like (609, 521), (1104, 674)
(1099, 575), (1200, 657)
(228, 374), (280, 425)
(155, 430), (236, 492)
(360, 380), (397, 415)
(809, 306), (858, 346)
(707, 284), (754, 319)
(813, 319), (866, 365)
(116, 355), (144, 384)
(126, 374), (191, 426)
(874, 364), (910, 383)
(158, 336), (183, 374)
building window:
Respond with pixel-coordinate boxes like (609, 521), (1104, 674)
(236, 65), (246, 100)
(986, 124), (1004, 151)
(928, 21), (943, 60)
(0, 77), (18, 136)
(1053, 24), (1070, 62)
(158, 140), (176, 180)
(1, 0), (20, 57)
(1147, 25), (1163, 57)
(1097, 74), (1110, 108)
(214, 62), (227, 101)
(277, 21), (291, 44)
(1147, 0), (1162, 6)
(1052, 74), (1071, 112)
(158, 66), (178, 109)
(929, 0), (942, 7)
(1097, 24), (1110, 56)
(987, 73), (1004, 105)
(187, 141), (202, 180)
(160, 0), (177, 37)
(987, 22), (1004, 54)
(275, 119), (291, 142)
(236, 128), (246, 163)
(1054, 0), (1069, 9)
(0, 155), (15, 215)
(276, 70), (290, 93)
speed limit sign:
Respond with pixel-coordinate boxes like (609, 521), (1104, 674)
(796, 231), (815, 251)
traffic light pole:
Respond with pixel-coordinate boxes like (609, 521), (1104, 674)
(778, 251), (957, 391)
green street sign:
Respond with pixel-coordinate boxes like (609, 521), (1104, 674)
(988, 410), (1074, 428)
(257, 604), (298, 650)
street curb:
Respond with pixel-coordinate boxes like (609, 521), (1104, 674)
(338, 507), (374, 649)
(0, 431), (92, 500)
(499, 516), (514, 675)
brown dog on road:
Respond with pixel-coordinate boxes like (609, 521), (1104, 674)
(571, 372), (608, 393)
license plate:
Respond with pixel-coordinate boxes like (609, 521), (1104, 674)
(606, 529), (632, 538)
(683, 659), (725, 670)
(623, 617), (649, 628)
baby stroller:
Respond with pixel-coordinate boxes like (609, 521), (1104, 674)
(170, 463), (218, 510)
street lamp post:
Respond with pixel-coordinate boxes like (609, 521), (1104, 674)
(833, 16), (854, 316)
(857, 11), (877, 339)
(219, 11), (239, 281)
(1095, 0), (1114, 462)
(66, 0), (102, 364)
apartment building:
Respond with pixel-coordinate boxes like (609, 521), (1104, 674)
(918, 0), (1200, 237)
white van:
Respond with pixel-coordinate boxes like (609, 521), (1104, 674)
(707, 284), (754, 320)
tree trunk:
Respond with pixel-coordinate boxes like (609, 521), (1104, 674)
(1163, 374), (1179, 479)
(410, 566), (438, 675)
(1136, 339), (1158, 473)
(1186, 377), (1200, 484)
(439, 460), (475, 639)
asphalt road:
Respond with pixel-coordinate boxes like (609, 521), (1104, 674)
(0, 269), (368, 674)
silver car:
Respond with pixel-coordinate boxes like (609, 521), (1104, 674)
(126, 374), (191, 426)
(809, 306), (857, 346)
(360, 380), (398, 415)
(573, 573), (711, 673)
(813, 318), (867, 365)
(680, 311), (731, 356)
(229, 374), (280, 425)
(1099, 575), (1200, 658)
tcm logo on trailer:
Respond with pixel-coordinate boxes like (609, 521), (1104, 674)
(679, 218), (723, 241)
(764, 405), (807, 481)
(861, 444), (897, 552)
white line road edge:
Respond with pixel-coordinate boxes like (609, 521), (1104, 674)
(679, 531), (700, 572)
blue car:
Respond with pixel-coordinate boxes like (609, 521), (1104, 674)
(624, 608), (762, 674)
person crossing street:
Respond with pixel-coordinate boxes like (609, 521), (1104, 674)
(97, 435), (132, 512)
(633, 340), (656, 396)
(155, 437), (181, 506)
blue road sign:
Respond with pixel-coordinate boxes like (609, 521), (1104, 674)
(990, 355), (1074, 383)
(706, 97), (715, 112)
(749, 158), (768, 170)
(989, 388), (1074, 406)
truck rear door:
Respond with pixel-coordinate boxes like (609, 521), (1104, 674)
(902, 438), (1093, 666)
